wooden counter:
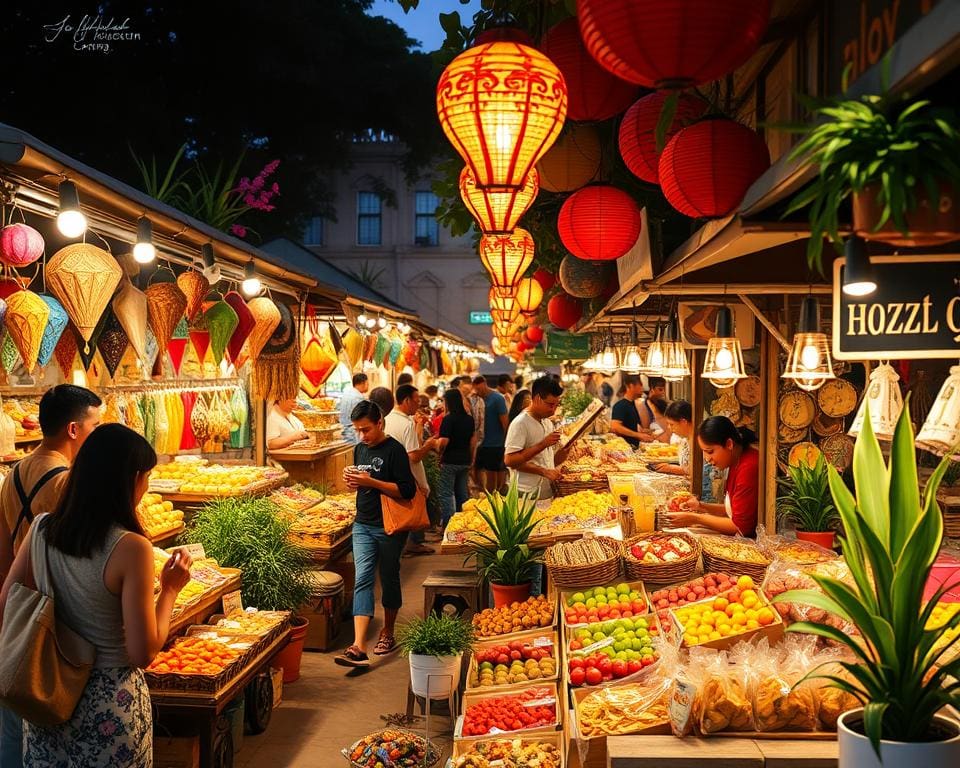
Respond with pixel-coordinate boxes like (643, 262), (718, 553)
(269, 440), (353, 490)
(605, 736), (838, 767)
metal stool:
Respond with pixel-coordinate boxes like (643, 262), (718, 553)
(422, 569), (484, 619)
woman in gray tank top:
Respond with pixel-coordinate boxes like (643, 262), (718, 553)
(0, 424), (193, 767)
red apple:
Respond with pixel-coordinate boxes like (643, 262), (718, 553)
(570, 667), (586, 686)
(585, 667), (603, 686)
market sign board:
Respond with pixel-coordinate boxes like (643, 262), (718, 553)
(832, 254), (960, 360)
(543, 332), (591, 360)
(469, 311), (492, 324)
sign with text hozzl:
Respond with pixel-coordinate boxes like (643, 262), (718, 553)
(832, 254), (960, 360)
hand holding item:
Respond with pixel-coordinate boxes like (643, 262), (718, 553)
(345, 470), (373, 489)
(541, 467), (561, 482)
(680, 496), (701, 512)
(542, 429), (562, 448)
(160, 550), (193, 595)
(666, 511), (700, 528)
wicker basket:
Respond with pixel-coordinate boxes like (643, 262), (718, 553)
(555, 476), (610, 495)
(544, 536), (622, 589)
(623, 533), (701, 584)
(701, 550), (770, 582)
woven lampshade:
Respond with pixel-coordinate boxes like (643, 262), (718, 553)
(168, 317), (189, 376)
(37, 295), (69, 369)
(537, 123), (602, 193)
(1, 334), (19, 374)
(619, 92), (707, 184)
(189, 328), (211, 365)
(247, 297), (282, 362)
(558, 184), (642, 261)
(204, 300), (239, 365)
(917, 366), (960, 455)
(479, 228), (535, 297)
(559, 254), (615, 299)
(54, 327), (78, 379)
(459, 166), (539, 234)
(437, 41), (568, 190)
(78, 309), (111, 371)
(6, 290), (50, 372)
(0, 223), (44, 268)
(112, 278), (148, 365)
(849, 362), (903, 441)
(300, 318), (339, 398)
(177, 269), (210, 322)
(96, 308), (129, 378)
(46, 243), (123, 351)
(0, 298), (7, 329)
(145, 282), (187, 358)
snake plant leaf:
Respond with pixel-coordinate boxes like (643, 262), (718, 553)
(888, 401), (920, 559)
(864, 701), (891, 756)
(852, 403), (890, 544)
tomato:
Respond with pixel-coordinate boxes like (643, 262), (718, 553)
(585, 667), (603, 685)
(569, 667), (586, 686)
(598, 658), (612, 675)
(627, 659), (643, 674)
(611, 659), (628, 678)
(569, 657), (585, 669)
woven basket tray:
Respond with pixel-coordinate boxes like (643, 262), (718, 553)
(555, 477), (610, 496)
(544, 536), (622, 589)
(701, 550), (770, 582)
(623, 533), (701, 584)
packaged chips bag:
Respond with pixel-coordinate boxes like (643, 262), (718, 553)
(749, 636), (819, 732)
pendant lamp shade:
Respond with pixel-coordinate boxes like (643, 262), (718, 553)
(247, 297), (282, 362)
(514, 277), (544, 317)
(842, 236), (877, 297)
(849, 362), (903, 441)
(480, 228), (536, 297)
(782, 297), (834, 392)
(460, 166), (539, 234)
(621, 317), (644, 374)
(176, 269), (210, 322)
(167, 317), (189, 376)
(204, 300), (240, 366)
(1, 333), (19, 374)
(436, 41), (568, 190)
(96, 308), (130, 378)
(145, 282), (188, 359)
(112, 278), (149, 365)
(917, 365), (960, 456)
(54, 327), (78, 379)
(643, 322), (664, 374)
(5, 291), (50, 373)
(559, 254), (615, 299)
(0, 223), (44, 268)
(46, 243), (123, 352)
(224, 291), (255, 363)
(37, 295), (69, 369)
(660, 314), (690, 381)
(558, 185), (642, 261)
(701, 306), (746, 387)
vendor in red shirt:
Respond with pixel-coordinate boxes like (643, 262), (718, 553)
(666, 416), (759, 537)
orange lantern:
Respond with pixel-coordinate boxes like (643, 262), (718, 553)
(537, 123), (602, 193)
(514, 277), (543, 318)
(479, 228), (535, 297)
(488, 287), (518, 316)
(459, 166), (539, 234)
(436, 42), (568, 191)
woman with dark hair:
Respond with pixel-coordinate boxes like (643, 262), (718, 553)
(436, 389), (476, 530)
(336, 401), (417, 669)
(655, 400), (693, 477)
(0, 424), (193, 765)
(665, 415), (759, 536)
(508, 389), (532, 424)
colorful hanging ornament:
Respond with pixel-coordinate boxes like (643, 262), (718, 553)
(37, 295), (69, 369)
(145, 281), (187, 359)
(45, 243), (123, 352)
(112, 278), (149, 365)
(77, 309), (111, 371)
(96, 308), (130, 378)
(247, 297), (282, 362)
(342, 328), (364, 370)
(176, 269), (210, 322)
(189, 327), (211, 365)
(252, 301), (300, 402)
(299, 315), (338, 398)
(204, 300), (239, 366)
(559, 255), (615, 299)
(54, 327), (78, 379)
(389, 338), (403, 367)
(374, 334), (390, 367)
(0, 276), (29, 300)
(167, 317), (189, 376)
(0, 223), (44, 268)
(223, 291), (255, 364)
(5, 290), (50, 372)
(1, 333), (20, 374)
(459, 166), (539, 235)
(480, 228), (536, 297)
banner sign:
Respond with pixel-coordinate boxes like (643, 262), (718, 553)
(832, 254), (960, 360)
(469, 311), (492, 324)
(543, 332), (591, 360)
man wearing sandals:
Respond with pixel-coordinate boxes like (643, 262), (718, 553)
(335, 400), (418, 668)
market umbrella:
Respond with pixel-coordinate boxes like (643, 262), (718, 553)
(112, 277), (148, 365)
(45, 243), (122, 352)
(5, 290), (50, 372)
(177, 269), (209, 322)
(37, 295), (69, 369)
(96, 308), (130, 378)
(204, 300), (239, 366)
(224, 291), (255, 364)
(247, 297), (281, 363)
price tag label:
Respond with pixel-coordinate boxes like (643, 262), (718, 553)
(533, 636), (554, 648)
(177, 543), (206, 560)
(669, 678), (696, 736)
(574, 636), (614, 656)
(222, 590), (243, 616)
(522, 697), (556, 708)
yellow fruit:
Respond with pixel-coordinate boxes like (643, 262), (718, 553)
(709, 631), (721, 641)
(737, 575), (755, 590)
(746, 619), (760, 630)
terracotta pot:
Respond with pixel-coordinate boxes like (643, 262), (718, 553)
(272, 616), (309, 683)
(838, 709), (960, 768)
(490, 581), (532, 608)
(796, 530), (836, 550)
(853, 181), (960, 246)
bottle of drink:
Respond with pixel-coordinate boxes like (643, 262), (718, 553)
(617, 493), (636, 539)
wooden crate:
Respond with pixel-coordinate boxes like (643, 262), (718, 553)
(452, 730), (566, 766)
(457, 681), (563, 743)
(472, 598), (559, 644)
(667, 587), (784, 652)
(559, 581), (650, 636)
(466, 629), (560, 694)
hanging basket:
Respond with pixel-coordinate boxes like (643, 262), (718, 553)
(45, 243), (123, 351)
(177, 269), (210, 322)
(853, 181), (960, 247)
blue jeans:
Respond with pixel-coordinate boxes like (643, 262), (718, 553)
(438, 463), (471, 528)
(0, 705), (22, 767)
(352, 521), (408, 617)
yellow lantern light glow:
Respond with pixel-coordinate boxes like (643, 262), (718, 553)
(437, 42), (568, 191)
(480, 228), (536, 297)
(514, 276), (544, 317)
(460, 166), (539, 234)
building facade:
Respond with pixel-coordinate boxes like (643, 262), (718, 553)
(299, 136), (493, 348)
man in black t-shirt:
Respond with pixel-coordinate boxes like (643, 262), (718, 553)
(610, 374), (654, 447)
(335, 401), (417, 670)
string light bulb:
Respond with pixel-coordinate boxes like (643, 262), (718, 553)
(782, 296), (834, 391)
(241, 261), (262, 296)
(701, 306), (746, 387)
(132, 216), (156, 264)
(57, 180), (87, 238)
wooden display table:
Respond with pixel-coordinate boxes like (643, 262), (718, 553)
(168, 571), (242, 639)
(605, 736), (838, 767)
(269, 440), (353, 491)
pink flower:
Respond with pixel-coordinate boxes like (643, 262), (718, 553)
(230, 224), (247, 237)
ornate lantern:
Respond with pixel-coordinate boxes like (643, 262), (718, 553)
(619, 92), (706, 184)
(514, 277), (543, 318)
(848, 362), (903, 441)
(559, 254), (615, 299)
(0, 223), (44, 267)
(479, 228), (536, 297)
(460, 166), (538, 235)
(37, 295), (69, 369)
(46, 243), (123, 352)
(436, 41), (568, 190)
(6, 291), (50, 373)
(112, 278), (149, 366)
(782, 297), (835, 392)
(558, 185), (642, 261)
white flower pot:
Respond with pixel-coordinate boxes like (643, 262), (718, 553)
(408, 653), (462, 699)
(839, 709), (960, 768)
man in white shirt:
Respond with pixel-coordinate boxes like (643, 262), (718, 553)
(266, 398), (308, 450)
(504, 376), (572, 501)
(385, 384), (438, 555)
(339, 373), (369, 444)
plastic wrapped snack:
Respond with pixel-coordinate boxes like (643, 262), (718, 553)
(763, 557), (860, 642)
(749, 637), (819, 732)
(577, 677), (671, 737)
(811, 657), (862, 731)
(671, 646), (755, 736)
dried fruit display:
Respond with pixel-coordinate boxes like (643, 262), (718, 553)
(451, 740), (562, 768)
(472, 596), (555, 638)
(577, 680), (671, 736)
(137, 492), (184, 538)
(146, 636), (242, 675)
(470, 638), (556, 687)
(151, 459), (285, 496)
(216, 609), (289, 637)
(346, 729), (438, 768)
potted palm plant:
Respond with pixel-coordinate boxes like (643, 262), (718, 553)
(777, 453), (839, 549)
(397, 613), (474, 700)
(776, 404), (960, 768)
(464, 478), (543, 608)
(786, 93), (960, 271)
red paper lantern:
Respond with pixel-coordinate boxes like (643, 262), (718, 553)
(526, 325), (544, 344)
(558, 185), (642, 261)
(659, 119), (770, 218)
(460, 166), (539, 234)
(533, 268), (556, 292)
(547, 292), (583, 330)
(541, 18), (637, 122)
(578, 0), (770, 89)
(619, 92), (707, 184)
(0, 277), (28, 300)
(516, 341), (530, 352)
(0, 224), (44, 268)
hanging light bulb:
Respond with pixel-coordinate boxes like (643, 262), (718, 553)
(783, 296), (835, 392)
(377, 316), (387, 329)
(620, 308), (644, 374)
(365, 317), (377, 329)
(842, 235), (877, 297)
(357, 311), (368, 327)
(57, 180), (87, 238)
(702, 306), (745, 388)
(132, 216), (156, 264)
(643, 321), (665, 374)
(597, 332), (620, 373)
(241, 261), (262, 296)
(660, 312), (690, 381)
(200, 242), (221, 284)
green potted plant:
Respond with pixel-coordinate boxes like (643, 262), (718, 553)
(464, 478), (543, 607)
(397, 613), (474, 700)
(183, 496), (315, 683)
(776, 453), (839, 549)
(776, 404), (960, 768)
(785, 93), (960, 270)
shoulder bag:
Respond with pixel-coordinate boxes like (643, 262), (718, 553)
(381, 489), (429, 535)
(0, 515), (96, 725)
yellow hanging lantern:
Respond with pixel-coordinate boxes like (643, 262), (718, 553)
(480, 228), (535, 297)
(5, 290), (50, 373)
(112, 277), (149, 365)
(459, 166), (539, 234)
(514, 276), (543, 317)
(176, 269), (210, 322)
(437, 41), (568, 191)
(45, 243), (123, 352)
(247, 297), (281, 362)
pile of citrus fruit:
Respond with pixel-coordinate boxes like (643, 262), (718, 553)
(147, 636), (241, 675)
(672, 575), (777, 646)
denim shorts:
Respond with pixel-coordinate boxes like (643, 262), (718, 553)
(352, 520), (408, 617)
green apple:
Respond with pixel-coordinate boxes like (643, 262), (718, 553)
(570, 592), (585, 605)
(613, 640), (626, 652)
(629, 590), (640, 600)
(602, 620), (617, 635)
(602, 646), (616, 658)
(636, 618), (649, 630)
(592, 632), (605, 643)
(616, 583), (630, 595)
